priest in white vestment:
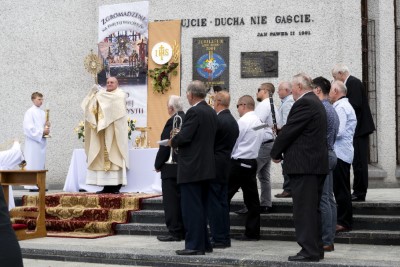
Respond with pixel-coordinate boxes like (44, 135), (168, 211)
(23, 92), (50, 191)
(81, 77), (129, 194)
(0, 140), (24, 210)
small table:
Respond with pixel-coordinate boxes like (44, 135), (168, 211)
(63, 148), (162, 193)
(0, 170), (47, 239)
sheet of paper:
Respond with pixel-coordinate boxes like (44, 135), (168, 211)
(157, 139), (169, 146)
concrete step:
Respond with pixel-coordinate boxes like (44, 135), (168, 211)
(141, 198), (400, 216)
(115, 223), (400, 246)
(130, 210), (400, 231)
(19, 235), (400, 267)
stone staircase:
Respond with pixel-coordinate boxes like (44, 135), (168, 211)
(116, 198), (400, 246)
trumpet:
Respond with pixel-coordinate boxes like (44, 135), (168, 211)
(165, 114), (183, 164)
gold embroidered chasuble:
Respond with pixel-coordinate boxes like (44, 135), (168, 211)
(81, 85), (129, 186)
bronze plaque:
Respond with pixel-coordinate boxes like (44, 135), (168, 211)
(241, 51), (278, 78)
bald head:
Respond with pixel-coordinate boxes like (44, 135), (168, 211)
(329, 80), (347, 103)
(278, 81), (292, 100)
(106, 77), (119, 92)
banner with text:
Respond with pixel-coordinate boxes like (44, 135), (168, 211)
(98, 1), (149, 128)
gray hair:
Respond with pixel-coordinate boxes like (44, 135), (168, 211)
(292, 73), (313, 90)
(332, 80), (348, 95)
(279, 81), (292, 93)
(332, 63), (350, 76)
(187, 80), (207, 99)
(168, 95), (183, 111)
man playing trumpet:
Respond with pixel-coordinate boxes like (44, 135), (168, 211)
(154, 95), (185, 242)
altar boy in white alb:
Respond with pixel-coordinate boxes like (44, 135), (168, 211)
(23, 92), (50, 191)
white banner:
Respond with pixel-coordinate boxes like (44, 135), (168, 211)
(98, 2), (149, 43)
(97, 1), (149, 129)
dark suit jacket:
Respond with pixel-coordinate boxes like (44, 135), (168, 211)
(171, 101), (218, 184)
(214, 109), (239, 184)
(154, 111), (185, 179)
(270, 92), (329, 175)
(0, 186), (23, 266)
(345, 75), (375, 137)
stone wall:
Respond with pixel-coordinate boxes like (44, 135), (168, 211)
(1, 0), (396, 189)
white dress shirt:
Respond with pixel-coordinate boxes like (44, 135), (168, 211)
(254, 98), (279, 142)
(231, 111), (264, 159)
(333, 97), (357, 164)
(278, 94), (294, 128)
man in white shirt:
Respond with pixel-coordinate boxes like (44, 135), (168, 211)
(23, 92), (50, 191)
(329, 80), (357, 233)
(228, 95), (264, 241)
(275, 81), (295, 198)
(235, 83), (279, 215)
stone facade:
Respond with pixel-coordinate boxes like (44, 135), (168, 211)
(0, 0), (398, 188)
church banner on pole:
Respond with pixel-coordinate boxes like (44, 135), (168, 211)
(97, 1), (149, 128)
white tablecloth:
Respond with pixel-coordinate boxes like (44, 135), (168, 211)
(63, 148), (161, 193)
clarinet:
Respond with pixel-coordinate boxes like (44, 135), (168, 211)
(269, 91), (279, 136)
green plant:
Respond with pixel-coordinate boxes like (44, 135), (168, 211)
(148, 62), (179, 94)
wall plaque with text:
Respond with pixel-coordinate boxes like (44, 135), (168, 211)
(241, 51), (278, 78)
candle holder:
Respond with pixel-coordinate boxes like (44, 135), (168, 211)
(134, 127), (152, 148)
(43, 109), (51, 138)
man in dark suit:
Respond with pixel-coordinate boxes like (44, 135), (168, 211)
(208, 90), (239, 249)
(271, 73), (328, 262)
(154, 95), (185, 242)
(332, 64), (375, 201)
(170, 80), (218, 256)
(0, 188), (23, 266)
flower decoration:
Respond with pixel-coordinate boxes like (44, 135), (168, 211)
(127, 118), (136, 140)
(75, 118), (136, 142)
(74, 121), (85, 142)
(148, 62), (179, 94)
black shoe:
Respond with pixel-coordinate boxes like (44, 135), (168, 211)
(176, 249), (205, 255)
(233, 234), (259, 241)
(79, 189), (87, 192)
(205, 247), (213, 253)
(260, 206), (272, 214)
(157, 235), (181, 242)
(351, 195), (365, 202)
(212, 242), (231, 249)
(288, 254), (319, 262)
(275, 191), (292, 198)
(234, 207), (248, 215)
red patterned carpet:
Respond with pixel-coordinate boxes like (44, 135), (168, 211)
(10, 192), (160, 238)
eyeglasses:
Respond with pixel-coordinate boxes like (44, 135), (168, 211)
(236, 103), (246, 108)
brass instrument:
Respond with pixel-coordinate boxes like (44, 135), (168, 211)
(165, 114), (182, 164)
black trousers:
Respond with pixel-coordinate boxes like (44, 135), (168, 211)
(289, 174), (325, 259)
(228, 158), (260, 239)
(161, 177), (184, 238)
(352, 135), (369, 198)
(208, 181), (230, 245)
(0, 188), (23, 267)
(180, 180), (211, 251)
(333, 158), (353, 229)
